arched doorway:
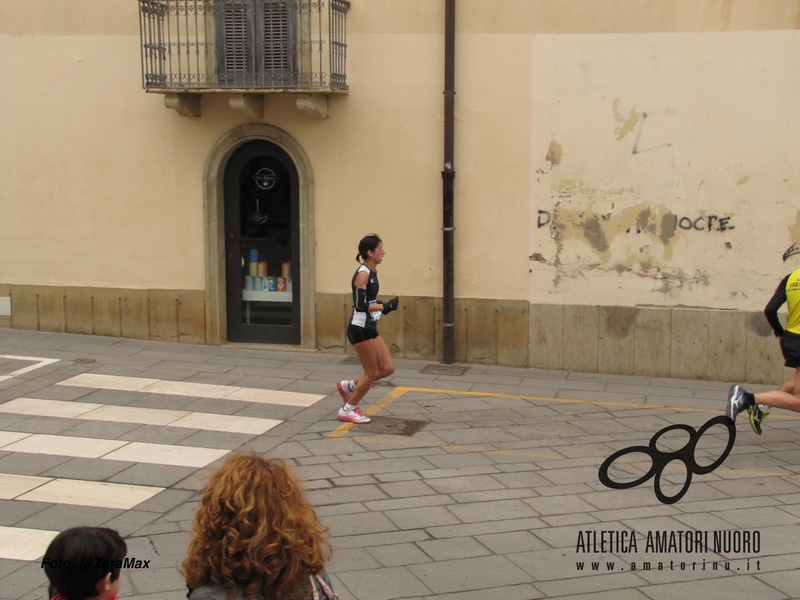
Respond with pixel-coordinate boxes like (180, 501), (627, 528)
(224, 140), (300, 343)
(203, 125), (316, 347)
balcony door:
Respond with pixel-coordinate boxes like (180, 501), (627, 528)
(224, 140), (300, 344)
(216, 0), (296, 87)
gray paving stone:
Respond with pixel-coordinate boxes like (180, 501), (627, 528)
(5, 416), (76, 435)
(15, 504), (122, 531)
(327, 548), (382, 572)
(384, 506), (461, 530)
(364, 495), (455, 513)
(408, 555), (533, 594)
(61, 420), (144, 439)
(419, 583), (545, 600)
(417, 537), (491, 561)
(448, 499), (540, 524)
(40, 456), (134, 481)
(329, 529), (429, 550)
(0, 499), (50, 526)
(0, 453), (71, 475)
(337, 565), (432, 600)
(0, 563), (50, 600)
(637, 576), (786, 600)
(127, 567), (186, 595)
(324, 511), (400, 538)
(425, 517), (547, 539)
(109, 464), (198, 488)
(306, 483), (389, 506)
(475, 530), (549, 554)
(366, 543), (433, 567)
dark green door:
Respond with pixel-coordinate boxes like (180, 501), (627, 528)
(224, 140), (300, 344)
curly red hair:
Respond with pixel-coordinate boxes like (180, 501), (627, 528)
(182, 454), (331, 600)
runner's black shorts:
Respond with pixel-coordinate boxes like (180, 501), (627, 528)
(780, 331), (800, 368)
(347, 325), (379, 345)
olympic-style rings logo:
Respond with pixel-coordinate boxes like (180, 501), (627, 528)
(598, 415), (736, 505)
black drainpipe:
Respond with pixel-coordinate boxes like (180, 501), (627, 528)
(442, 0), (456, 364)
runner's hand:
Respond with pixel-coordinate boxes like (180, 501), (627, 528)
(382, 297), (399, 314)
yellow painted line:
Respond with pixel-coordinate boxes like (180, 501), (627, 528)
(396, 386), (800, 419)
(328, 386), (409, 438)
(328, 384), (800, 440)
(324, 384), (800, 481)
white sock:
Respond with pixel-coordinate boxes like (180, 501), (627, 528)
(758, 404), (769, 412)
(343, 403), (357, 412)
(347, 380), (356, 393)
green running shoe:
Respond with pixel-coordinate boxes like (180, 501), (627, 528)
(747, 404), (769, 435)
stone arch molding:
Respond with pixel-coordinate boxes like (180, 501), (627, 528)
(204, 124), (316, 347)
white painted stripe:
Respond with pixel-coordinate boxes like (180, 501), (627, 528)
(0, 398), (103, 419)
(17, 478), (164, 510)
(3, 434), (129, 458)
(57, 373), (324, 407)
(58, 373), (159, 391)
(0, 526), (59, 561)
(1, 434), (229, 468)
(0, 431), (33, 448)
(168, 412), (280, 435)
(0, 473), (51, 499)
(224, 386), (324, 407)
(0, 473), (164, 510)
(0, 355), (60, 383)
(102, 442), (229, 468)
(0, 398), (281, 435)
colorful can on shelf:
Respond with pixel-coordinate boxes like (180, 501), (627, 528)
(286, 277), (292, 292)
(249, 249), (258, 263)
(277, 277), (286, 292)
(257, 262), (266, 277)
(281, 262), (291, 278)
(266, 276), (277, 291)
(248, 262), (258, 277)
(244, 276), (254, 291)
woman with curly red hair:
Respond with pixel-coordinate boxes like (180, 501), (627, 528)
(182, 454), (336, 600)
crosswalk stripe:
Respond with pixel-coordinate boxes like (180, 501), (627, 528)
(0, 473), (164, 510)
(57, 373), (325, 407)
(0, 433), (229, 468)
(0, 398), (282, 435)
(0, 526), (59, 561)
(0, 355), (60, 383)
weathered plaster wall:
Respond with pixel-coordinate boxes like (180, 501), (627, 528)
(529, 31), (800, 311)
(2, 1), (799, 363)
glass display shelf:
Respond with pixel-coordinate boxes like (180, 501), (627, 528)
(243, 290), (292, 303)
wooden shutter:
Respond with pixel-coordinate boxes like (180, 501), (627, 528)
(262, 0), (294, 84)
(223, 4), (249, 72)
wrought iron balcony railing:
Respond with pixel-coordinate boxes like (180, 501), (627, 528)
(138, 0), (350, 92)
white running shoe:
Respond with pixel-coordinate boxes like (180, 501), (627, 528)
(338, 406), (370, 424)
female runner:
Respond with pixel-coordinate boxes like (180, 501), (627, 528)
(337, 234), (398, 423)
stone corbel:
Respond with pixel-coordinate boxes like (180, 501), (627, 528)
(229, 94), (264, 119)
(296, 94), (328, 119)
(164, 93), (201, 118)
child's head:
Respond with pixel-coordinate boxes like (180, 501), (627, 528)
(43, 527), (127, 600)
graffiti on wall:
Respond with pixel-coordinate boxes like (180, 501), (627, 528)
(537, 209), (734, 233)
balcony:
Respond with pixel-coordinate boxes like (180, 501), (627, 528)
(138, 0), (350, 116)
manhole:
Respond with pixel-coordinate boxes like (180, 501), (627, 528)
(339, 356), (361, 365)
(420, 364), (469, 376)
(73, 358), (96, 365)
(356, 416), (428, 437)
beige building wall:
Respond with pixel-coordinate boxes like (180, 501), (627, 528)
(1, 0), (798, 381)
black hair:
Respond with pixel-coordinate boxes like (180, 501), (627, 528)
(356, 233), (382, 262)
(43, 527), (127, 600)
